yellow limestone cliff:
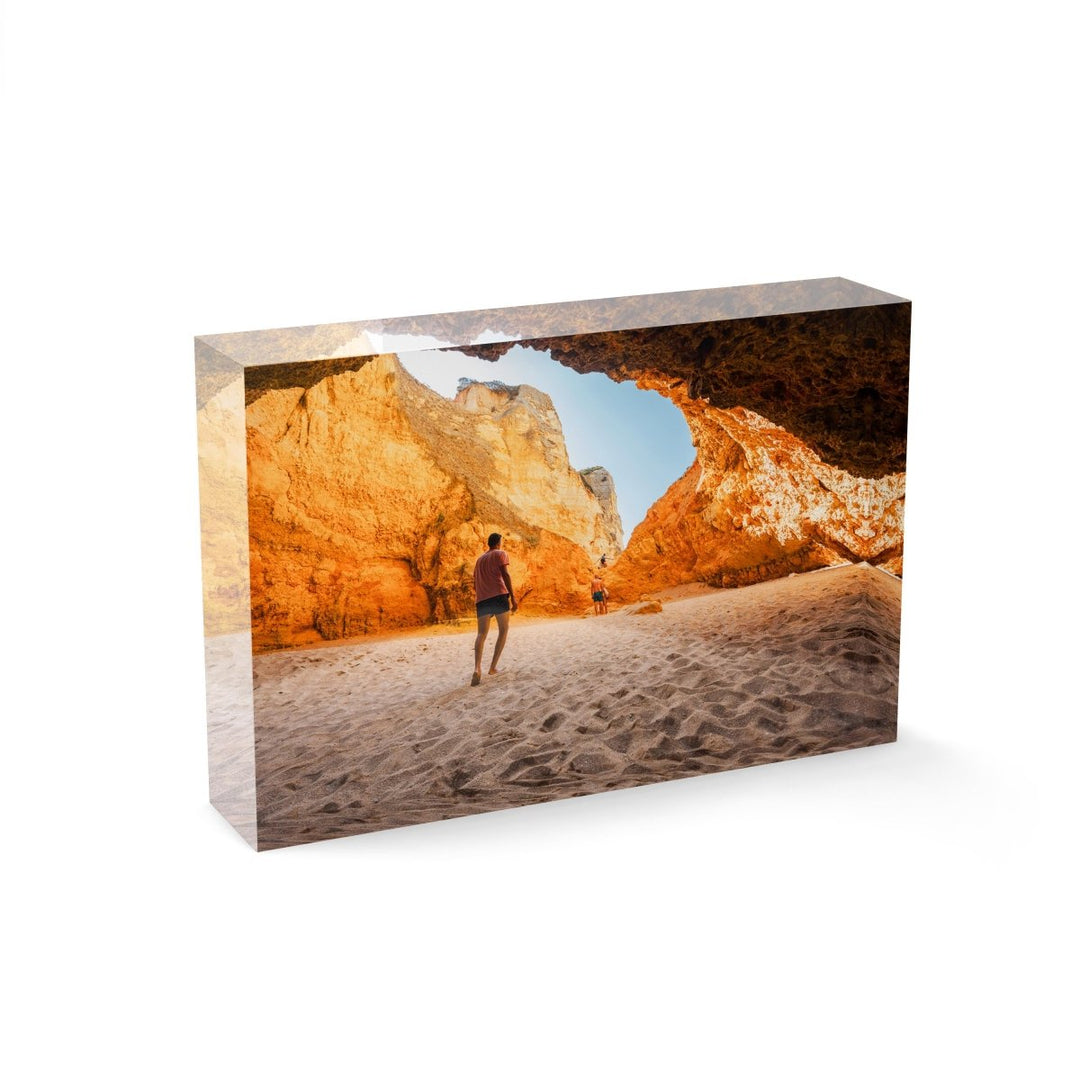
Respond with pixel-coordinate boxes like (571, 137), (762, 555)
(243, 355), (623, 651)
(450, 378), (623, 557)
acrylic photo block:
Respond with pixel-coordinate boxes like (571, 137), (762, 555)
(196, 278), (910, 850)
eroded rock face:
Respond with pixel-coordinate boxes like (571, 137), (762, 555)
(607, 386), (904, 599)
(578, 467), (623, 555)
(244, 357), (621, 650)
(451, 378), (623, 558)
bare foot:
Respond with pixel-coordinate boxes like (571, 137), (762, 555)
(470, 672), (481, 686)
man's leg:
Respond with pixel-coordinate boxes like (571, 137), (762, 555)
(473, 613), (492, 684)
(488, 611), (511, 674)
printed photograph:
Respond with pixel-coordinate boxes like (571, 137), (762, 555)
(208, 300), (909, 848)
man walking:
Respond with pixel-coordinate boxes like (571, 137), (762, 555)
(472, 533), (517, 686)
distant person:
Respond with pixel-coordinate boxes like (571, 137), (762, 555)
(591, 573), (609, 616)
(472, 533), (517, 686)
(599, 554), (607, 568)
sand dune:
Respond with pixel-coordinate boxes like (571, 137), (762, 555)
(249, 563), (900, 848)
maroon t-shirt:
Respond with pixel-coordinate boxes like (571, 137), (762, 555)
(474, 548), (510, 603)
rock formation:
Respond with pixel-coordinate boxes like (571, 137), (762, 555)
(578, 466), (623, 555)
(409, 298), (910, 478)
(198, 292), (908, 648)
(242, 356), (623, 651)
(606, 387), (904, 601)
(440, 305), (908, 599)
(450, 378), (622, 559)
(512, 305), (909, 479)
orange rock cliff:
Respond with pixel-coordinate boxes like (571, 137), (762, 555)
(196, 327), (905, 650)
(242, 356), (624, 651)
(606, 385), (903, 601)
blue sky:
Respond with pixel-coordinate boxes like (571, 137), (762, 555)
(398, 344), (696, 538)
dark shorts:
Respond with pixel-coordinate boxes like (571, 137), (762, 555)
(476, 594), (511, 617)
(592, 591), (605, 602)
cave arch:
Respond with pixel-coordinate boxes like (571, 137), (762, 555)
(454, 303), (909, 479)
(439, 306), (911, 593)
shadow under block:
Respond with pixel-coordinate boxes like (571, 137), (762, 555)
(196, 278), (911, 850)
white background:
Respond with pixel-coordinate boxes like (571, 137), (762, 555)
(3, 3), (1076, 1077)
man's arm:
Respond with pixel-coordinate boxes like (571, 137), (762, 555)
(500, 564), (518, 612)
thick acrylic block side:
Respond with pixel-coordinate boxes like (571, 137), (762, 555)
(196, 340), (257, 848)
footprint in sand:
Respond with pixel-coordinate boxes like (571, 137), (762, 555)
(753, 714), (785, 734)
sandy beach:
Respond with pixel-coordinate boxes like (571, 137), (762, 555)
(249, 563), (900, 848)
